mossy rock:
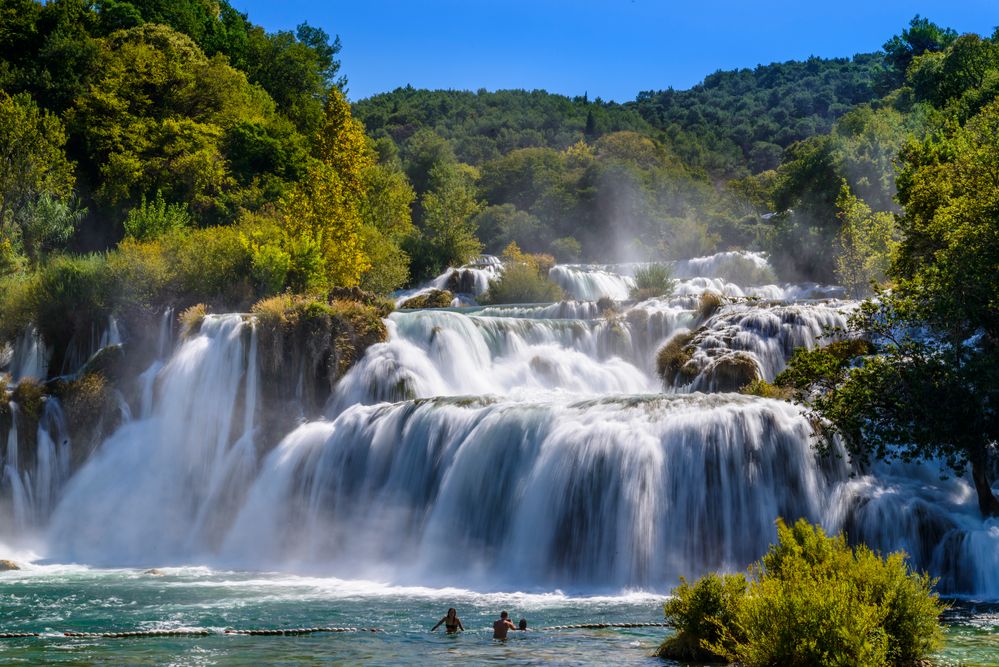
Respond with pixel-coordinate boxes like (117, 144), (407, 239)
(400, 289), (454, 309)
(656, 332), (697, 385)
(705, 353), (761, 392)
(596, 296), (617, 315)
(696, 292), (724, 322)
(76, 344), (125, 382)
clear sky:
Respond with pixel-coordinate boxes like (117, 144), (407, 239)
(231, 1), (998, 102)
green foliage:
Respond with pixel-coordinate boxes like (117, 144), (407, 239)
(355, 87), (652, 167)
(123, 192), (191, 241)
(480, 244), (563, 305)
(629, 263), (675, 301)
(32, 254), (117, 372)
(473, 204), (543, 254)
(834, 184), (899, 297)
(358, 225), (409, 294)
(656, 573), (747, 662)
(792, 96), (999, 516)
(0, 91), (76, 259)
(20, 193), (85, 267)
(660, 519), (944, 667)
(406, 162), (483, 280)
(882, 15), (958, 89)
(633, 55), (882, 178)
(550, 236), (581, 262)
(740, 378), (793, 400)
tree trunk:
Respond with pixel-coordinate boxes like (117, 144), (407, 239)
(970, 456), (999, 517)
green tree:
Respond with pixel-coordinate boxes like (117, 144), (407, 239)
(790, 99), (999, 516)
(407, 162), (482, 279)
(881, 15), (957, 89)
(0, 92), (76, 253)
(21, 194), (86, 266)
(279, 90), (375, 291)
(71, 23), (293, 227)
(834, 184), (899, 297)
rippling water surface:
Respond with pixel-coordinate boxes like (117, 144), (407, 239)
(1, 567), (997, 666)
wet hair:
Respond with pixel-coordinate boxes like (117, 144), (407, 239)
(447, 608), (456, 616)
(518, 619), (527, 630)
(500, 611), (508, 619)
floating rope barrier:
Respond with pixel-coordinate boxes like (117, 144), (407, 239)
(1, 622), (665, 639)
(63, 630), (212, 638)
(224, 628), (380, 635)
(540, 622), (669, 630)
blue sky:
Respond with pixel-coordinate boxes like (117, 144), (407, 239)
(231, 1), (998, 102)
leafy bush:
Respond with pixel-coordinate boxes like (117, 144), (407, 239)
(32, 255), (118, 369)
(630, 263), (675, 301)
(657, 519), (945, 667)
(480, 243), (564, 304)
(656, 573), (747, 661)
(741, 378), (793, 400)
(550, 236), (582, 262)
(123, 192), (191, 241)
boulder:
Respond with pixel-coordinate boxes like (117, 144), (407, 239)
(0, 559), (20, 571)
(400, 290), (454, 309)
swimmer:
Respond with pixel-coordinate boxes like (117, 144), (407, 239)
(431, 607), (464, 634)
(518, 618), (527, 631)
(493, 611), (516, 639)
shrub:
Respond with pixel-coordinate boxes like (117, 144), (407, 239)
(32, 255), (117, 370)
(656, 573), (747, 662)
(658, 519), (945, 667)
(179, 304), (208, 338)
(741, 378), (793, 400)
(714, 254), (778, 286)
(481, 244), (564, 305)
(630, 263), (676, 301)
(550, 236), (581, 262)
(123, 192), (191, 241)
(481, 261), (564, 304)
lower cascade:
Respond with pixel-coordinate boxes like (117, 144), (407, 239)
(2, 254), (997, 598)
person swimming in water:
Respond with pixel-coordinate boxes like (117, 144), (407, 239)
(518, 618), (527, 631)
(430, 607), (464, 634)
(493, 611), (516, 639)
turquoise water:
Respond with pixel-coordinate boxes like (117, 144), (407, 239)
(1, 566), (997, 665)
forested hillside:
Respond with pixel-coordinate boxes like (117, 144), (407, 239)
(0, 3), (996, 345)
(632, 54), (883, 176)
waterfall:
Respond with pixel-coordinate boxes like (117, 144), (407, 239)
(47, 314), (258, 563)
(0, 248), (992, 598)
(221, 394), (842, 589)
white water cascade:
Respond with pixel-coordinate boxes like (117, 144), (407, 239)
(0, 250), (994, 598)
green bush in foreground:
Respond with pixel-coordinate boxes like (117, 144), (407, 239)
(657, 518), (944, 666)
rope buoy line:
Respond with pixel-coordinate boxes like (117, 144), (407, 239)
(224, 628), (380, 635)
(540, 622), (669, 630)
(0, 622), (667, 639)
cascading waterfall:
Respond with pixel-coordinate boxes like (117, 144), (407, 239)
(0, 250), (995, 598)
